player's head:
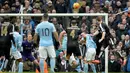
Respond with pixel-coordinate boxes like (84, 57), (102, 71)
(81, 32), (86, 38)
(27, 33), (32, 41)
(97, 16), (103, 24)
(15, 26), (20, 32)
(71, 19), (77, 26)
(43, 13), (49, 21)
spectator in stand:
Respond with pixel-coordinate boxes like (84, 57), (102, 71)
(10, 4), (17, 13)
(42, 0), (55, 13)
(79, 0), (87, 13)
(3, 2), (10, 13)
(108, 55), (121, 72)
(15, 17), (21, 27)
(116, 23), (128, 40)
(55, 0), (67, 13)
(110, 29), (119, 45)
(93, 0), (100, 13)
(52, 17), (62, 34)
(23, 17), (32, 36)
(124, 35), (130, 56)
(122, 19), (130, 32)
(23, 0), (32, 13)
(15, 1), (20, 12)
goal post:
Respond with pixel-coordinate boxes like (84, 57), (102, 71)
(0, 13), (108, 73)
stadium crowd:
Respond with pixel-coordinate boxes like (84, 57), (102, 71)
(0, 0), (130, 73)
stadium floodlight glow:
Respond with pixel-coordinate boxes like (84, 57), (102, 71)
(0, 13), (108, 73)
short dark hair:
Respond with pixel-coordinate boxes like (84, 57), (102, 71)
(15, 26), (19, 31)
(43, 13), (49, 19)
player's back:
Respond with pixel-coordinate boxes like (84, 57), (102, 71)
(36, 21), (55, 46)
(67, 26), (80, 46)
(86, 34), (97, 49)
(11, 32), (22, 52)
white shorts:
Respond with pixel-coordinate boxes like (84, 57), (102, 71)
(85, 48), (96, 61)
(38, 46), (56, 59)
(12, 51), (22, 59)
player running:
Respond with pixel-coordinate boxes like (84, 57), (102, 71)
(34, 13), (59, 73)
(11, 26), (23, 73)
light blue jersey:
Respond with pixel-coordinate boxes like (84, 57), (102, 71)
(62, 35), (67, 50)
(11, 32), (22, 52)
(86, 34), (97, 49)
(35, 21), (56, 46)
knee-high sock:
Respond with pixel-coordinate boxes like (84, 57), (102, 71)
(18, 62), (23, 73)
(90, 64), (96, 73)
(12, 60), (16, 72)
(39, 59), (44, 73)
(4, 59), (8, 69)
(84, 63), (88, 73)
(50, 58), (55, 73)
(0, 59), (5, 71)
(79, 59), (83, 70)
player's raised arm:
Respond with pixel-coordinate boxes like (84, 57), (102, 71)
(59, 30), (66, 43)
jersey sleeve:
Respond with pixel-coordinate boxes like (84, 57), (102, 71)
(18, 35), (22, 47)
(10, 33), (15, 45)
(52, 23), (56, 32)
(100, 24), (106, 32)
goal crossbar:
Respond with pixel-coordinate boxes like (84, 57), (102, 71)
(0, 13), (108, 16)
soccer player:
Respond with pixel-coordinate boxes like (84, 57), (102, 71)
(0, 22), (15, 71)
(34, 13), (59, 73)
(93, 16), (112, 55)
(80, 32), (97, 73)
(22, 34), (39, 66)
(66, 19), (83, 70)
(11, 26), (23, 73)
(59, 30), (67, 54)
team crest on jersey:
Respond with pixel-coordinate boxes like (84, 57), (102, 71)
(70, 30), (75, 39)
